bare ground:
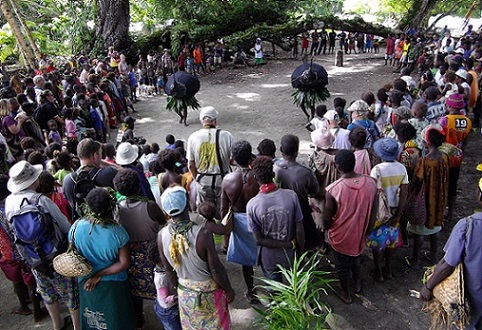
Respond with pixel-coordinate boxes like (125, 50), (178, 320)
(1, 49), (480, 329)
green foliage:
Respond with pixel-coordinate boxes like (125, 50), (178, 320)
(292, 88), (331, 111)
(254, 252), (334, 330)
(166, 95), (200, 117)
(0, 24), (17, 62)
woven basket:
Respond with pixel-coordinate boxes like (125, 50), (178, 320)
(424, 263), (470, 330)
(53, 247), (93, 277)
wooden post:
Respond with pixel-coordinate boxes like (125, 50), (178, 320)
(335, 50), (343, 67)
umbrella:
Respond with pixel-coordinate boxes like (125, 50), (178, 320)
(165, 71), (200, 98)
(291, 62), (328, 92)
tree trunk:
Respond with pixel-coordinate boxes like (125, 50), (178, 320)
(0, 0), (37, 68)
(95, 0), (130, 51)
(7, 0), (41, 59)
(399, 0), (440, 31)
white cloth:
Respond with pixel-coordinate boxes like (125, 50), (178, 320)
(330, 128), (351, 150)
(187, 128), (233, 175)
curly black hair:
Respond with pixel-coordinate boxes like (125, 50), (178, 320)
(37, 171), (55, 195)
(252, 156), (274, 184)
(280, 134), (299, 156)
(199, 201), (217, 221)
(113, 168), (141, 197)
(86, 188), (114, 218)
(55, 150), (72, 169)
(393, 121), (417, 143)
(335, 149), (356, 173)
(158, 149), (178, 171)
(231, 140), (253, 167)
(349, 127), (367, 149)
(257, 139), (276, 158)
(428, 129), (445, 147)
(27, 151), (46, 167)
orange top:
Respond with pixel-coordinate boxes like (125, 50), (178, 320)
(443, 114), (472, 148)
(193, 49), (203, 64)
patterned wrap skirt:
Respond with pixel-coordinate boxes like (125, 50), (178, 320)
(127, 240), (157, 300)
(177, 277), (230, 330)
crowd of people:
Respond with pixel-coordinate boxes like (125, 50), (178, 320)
(0, 25), (481, 330)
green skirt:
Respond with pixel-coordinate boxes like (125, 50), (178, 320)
(80, 279), (137, 330)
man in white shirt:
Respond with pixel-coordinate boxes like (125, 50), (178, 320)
(323, 110), (351, 150)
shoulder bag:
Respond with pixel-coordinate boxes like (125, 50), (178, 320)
(53, 220), (93, 277)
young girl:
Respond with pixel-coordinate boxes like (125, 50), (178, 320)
(63, 108), (77, 141)
(440, 70), (457, 98)
(153, 265), (182, 330)
(37, 171), (72, 223)
(53, 150), (73, 184)
(408, 101), (430, 150)
(367, 138), (409, 282)
(47, 119), (62, 145)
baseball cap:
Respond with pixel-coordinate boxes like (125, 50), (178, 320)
(199, 106), (218, 120)
(161, 186), (187, 216)
(323, 110), (339, 122)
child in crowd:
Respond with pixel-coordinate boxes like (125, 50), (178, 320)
(102, 143), (117, 164)
(440, 71), (457, 98)
(53, 151), (73, 184)
(153, 265), (182, 330)
(47, 119), (62, 145)
(408, 100), (430, 150)
(165, 134), (176, 150)
(37, 171), (72, 223)
(185, 54), (195, 74)
(63, 108), (77, 141)
(334, 97), (349, 128)
(305, 105), (327, 132)
(196, 201), (226, 235)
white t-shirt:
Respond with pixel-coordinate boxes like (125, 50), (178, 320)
(371, 162), (408, 208)
(310, 117), (328, 130)
(330, 128), (351, 150)
(187, 127), (233, 174)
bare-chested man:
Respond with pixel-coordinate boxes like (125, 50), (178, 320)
(221, 140), (259, 303)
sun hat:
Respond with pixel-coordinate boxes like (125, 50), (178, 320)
(446, 93), (465, 109)
(7, 161), (43, 193)
(161, 186), (187, 216)
(373, 137), (399, 162)
(346, 100), (369, 113)
(116, 142), (139, 165)
(311, 128), (334, 150)
(392, 106), (412, 119)
(199, 106), (218, 120)
(323, 110), (339, 122)
(455, 69), (467, 80)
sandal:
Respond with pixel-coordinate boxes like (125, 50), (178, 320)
(423, 251), (436, 264)
(404, 256), (421, 271)
(11, 306), (32, 315)
(245, 290), (259, 304)
(335, 290), (353, 304)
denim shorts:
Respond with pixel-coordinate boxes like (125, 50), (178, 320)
(153, 299), (182, 330)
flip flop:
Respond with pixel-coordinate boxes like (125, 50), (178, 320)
(335, 290), (353, 304)
(11, 307), (32, 315)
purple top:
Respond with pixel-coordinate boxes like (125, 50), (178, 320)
(247, 188), (302, 272)
(2, 114), (25, 138)
(443, 212), (482, 316)
(48, 130), (62, 144)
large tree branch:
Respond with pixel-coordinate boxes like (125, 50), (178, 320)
(424, 0), (465, 34)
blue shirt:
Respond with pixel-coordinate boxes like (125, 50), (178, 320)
(89, 108), (104, 131)
(443, 213), (482, 317)
(69, 219), (130, 282)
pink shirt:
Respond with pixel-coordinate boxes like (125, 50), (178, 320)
(65, 119), (77, 139)
(326, 175), (377, 256)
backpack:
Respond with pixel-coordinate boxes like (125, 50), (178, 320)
(353, 120), (378, 148)
(70, 167), (101, 220)
(8, 194), (67, 277)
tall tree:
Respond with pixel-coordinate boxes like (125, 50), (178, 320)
(95, 0), (130, 50)
(0, 0), (36, 68)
